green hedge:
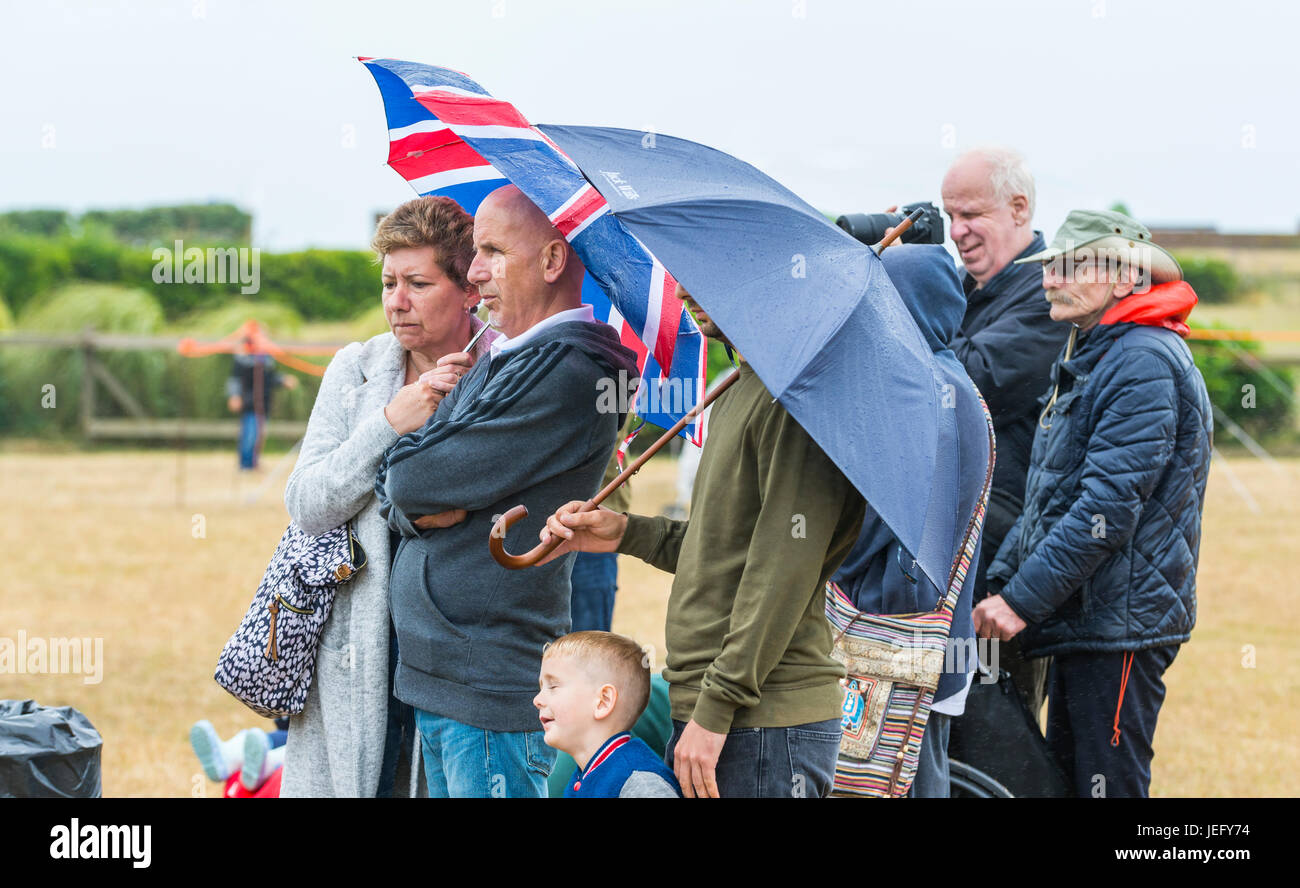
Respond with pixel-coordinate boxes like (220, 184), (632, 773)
(0, 283), (327, 438)
(0, 284), (168, 436)
(1176, 254), (1240, 305)
(2, 205), (251, 246)
(0, 235), (377, 321)
(1189, 325), (1294, 440)
(0, 236), (74, 316)
(0, 209), (72, 239)
(78, 204), (252, 246)
(255, 249), (378, 320)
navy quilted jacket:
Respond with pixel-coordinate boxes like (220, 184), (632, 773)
(987, 283), (1212, 657)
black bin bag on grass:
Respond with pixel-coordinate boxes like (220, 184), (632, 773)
(0, 699), (103, 798)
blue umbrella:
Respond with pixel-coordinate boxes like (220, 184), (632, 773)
(537, 124), (963, 591)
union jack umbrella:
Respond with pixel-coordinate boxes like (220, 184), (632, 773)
(358, 57), (707, 444)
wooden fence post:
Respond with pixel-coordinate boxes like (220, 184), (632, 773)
(79, 326), (96, 437)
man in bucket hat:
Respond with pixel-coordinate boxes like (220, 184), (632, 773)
(972, 209), (1212, 797)
(940, 147), (1070, 721)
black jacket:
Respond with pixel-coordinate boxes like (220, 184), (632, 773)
(226, 353), (283, 415)
(951, 233), (1071, 562)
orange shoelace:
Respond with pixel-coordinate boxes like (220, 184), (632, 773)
(1110, 651), (1135, 747)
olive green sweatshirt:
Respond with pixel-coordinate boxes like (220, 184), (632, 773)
(618, 362), (865, 734)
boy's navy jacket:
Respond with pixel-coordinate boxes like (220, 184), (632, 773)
(563, 732), (682, 798)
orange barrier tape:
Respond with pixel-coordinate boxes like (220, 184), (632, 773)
(176, 320), (330, 376)
(1187, 329), (1300, 342)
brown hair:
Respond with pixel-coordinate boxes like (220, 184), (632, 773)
(543, 631), (651, 730)
(371, 196), (476, 289)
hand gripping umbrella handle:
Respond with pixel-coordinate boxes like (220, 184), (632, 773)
(489, 367), (743, 569)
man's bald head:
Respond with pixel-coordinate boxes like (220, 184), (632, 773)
(467, 185), (587, 338)
(478, 186), (586, 286)
(480, 185), (554, 244)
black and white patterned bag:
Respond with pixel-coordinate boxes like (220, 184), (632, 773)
(214, 523), (367, 718)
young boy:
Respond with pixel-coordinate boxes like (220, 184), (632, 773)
(535, 631), (682, 798)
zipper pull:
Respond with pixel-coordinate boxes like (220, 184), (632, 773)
(265, 598), (280, 661)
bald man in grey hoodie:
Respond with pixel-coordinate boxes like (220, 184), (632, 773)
(376, 186), (640, 798)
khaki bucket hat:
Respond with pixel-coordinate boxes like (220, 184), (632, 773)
(1015, 209), (1183, 285)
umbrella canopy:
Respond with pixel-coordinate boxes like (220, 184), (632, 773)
(358, 58), (706, 442)
(538, 124), (964, 591)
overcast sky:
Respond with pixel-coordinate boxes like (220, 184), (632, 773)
(3, 0), (1297, 252)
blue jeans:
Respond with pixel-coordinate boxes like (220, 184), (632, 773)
(237, 411), (260, 469)
(569, 552), (618, 632)
(413, 709), (555, 798)
(664, 717), (842, 798)
(908, 712), (951, 798)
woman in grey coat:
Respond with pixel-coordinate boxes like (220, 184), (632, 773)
(280, 196), (497, 797)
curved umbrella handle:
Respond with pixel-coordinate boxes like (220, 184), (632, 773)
(488, 504), (566, 570)
(488, 367), (743, 570)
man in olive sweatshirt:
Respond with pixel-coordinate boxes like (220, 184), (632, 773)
(540, 286), (865, 798)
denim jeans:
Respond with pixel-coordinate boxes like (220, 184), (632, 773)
(569, 552), (618, 632)
(413, 709), (555, 798)
(664, 717), (842, 798)
(237, 411), (260, 469)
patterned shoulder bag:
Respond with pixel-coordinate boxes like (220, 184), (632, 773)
(825, 389), (996, 797)
(214, 522), (367, 718)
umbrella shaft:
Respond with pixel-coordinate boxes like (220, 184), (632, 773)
(587, 367), (742, 509)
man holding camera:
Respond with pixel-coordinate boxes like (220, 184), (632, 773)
(939, 147), (1070, 718)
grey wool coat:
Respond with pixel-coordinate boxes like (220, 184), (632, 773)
(279, 331), (414, 797)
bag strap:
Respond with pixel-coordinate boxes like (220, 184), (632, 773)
(831, 384), (997, 644)
(934, 384), (997, 618)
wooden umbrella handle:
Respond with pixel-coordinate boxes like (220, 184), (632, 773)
(489, 367), (742, 569)
(873, 206), (924, 255)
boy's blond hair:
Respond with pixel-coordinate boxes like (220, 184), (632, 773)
(543, 631), (650, 730)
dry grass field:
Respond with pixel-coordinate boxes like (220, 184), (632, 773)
(1, 444), (1296, 797)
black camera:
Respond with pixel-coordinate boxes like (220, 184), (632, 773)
(836, 201), (946, 246)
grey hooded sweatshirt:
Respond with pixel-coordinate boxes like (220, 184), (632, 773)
(376, 320), (640, 733)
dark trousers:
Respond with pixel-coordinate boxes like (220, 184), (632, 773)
(664, 717), (842, 798)
(377, 622), (415, 798)
(1002, 635), (1051, 724)
(1045, 645), (1179, 798)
